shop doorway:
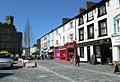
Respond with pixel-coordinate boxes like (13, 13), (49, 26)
(87, 46), (90, 62)
(94, 44), (112, 64)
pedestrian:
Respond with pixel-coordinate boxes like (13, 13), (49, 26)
(69, 53), (73, 64)
(75, 54), (80, 66)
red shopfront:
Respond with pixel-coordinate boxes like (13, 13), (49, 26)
(59, 41), (76, 61)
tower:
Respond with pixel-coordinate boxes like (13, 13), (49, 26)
(5, 16), (14, 25)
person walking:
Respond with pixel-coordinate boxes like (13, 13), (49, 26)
(75, 54), (80, 66)
(69, 53), (73, 64)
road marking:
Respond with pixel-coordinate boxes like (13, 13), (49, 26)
(38, 65), (77, 82)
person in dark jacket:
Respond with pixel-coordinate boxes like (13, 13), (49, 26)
(75, 54), (80, 66)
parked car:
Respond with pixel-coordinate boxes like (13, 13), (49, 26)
(0, 53), (14, 68)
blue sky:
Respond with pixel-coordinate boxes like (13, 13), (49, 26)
(0, 0), (101, 46)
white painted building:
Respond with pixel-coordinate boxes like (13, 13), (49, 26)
(110, 0), (120, 61)
(76, 0), (113, 64)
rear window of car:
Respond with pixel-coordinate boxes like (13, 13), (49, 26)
(0, 54), (11, 58)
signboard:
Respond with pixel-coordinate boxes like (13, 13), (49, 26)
(0, 50), (8, 54)
(112, 35), (120, 46)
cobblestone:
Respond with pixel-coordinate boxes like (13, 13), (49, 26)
(0, 60), (120, 82)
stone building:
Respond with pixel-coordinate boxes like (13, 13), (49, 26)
(0, 16), (22, 55)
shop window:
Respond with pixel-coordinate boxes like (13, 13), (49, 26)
(94, 45), (101, 58)
(98, 4), (107, 17)
(87, 11), (94, 22)
(80, 47), (84, 58)
(87, 23), (94, 39)
(98, 18), (107, 37)
(78, 16), (84, 25)
(78, 27), (84, 41)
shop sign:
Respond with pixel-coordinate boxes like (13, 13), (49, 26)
(112, 36), (120, 46)
(0, 50), (8, 54)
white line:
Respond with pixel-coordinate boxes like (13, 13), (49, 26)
(38, 65), (77, 82)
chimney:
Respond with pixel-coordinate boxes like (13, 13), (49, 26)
(79, 8), (86, 14)
(86, 1), (96, 9)
(62, 18), (72, 24)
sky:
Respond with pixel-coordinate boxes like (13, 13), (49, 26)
(0, 0), (101, 46)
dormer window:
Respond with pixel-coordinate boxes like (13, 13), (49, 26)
(87, 11), (94, 22)
(98, 4), (106, 17)
(78, 16), (84, 25)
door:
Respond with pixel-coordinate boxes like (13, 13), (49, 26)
(87, 46), (90, 62)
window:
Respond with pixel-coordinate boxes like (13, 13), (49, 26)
(79, 47), (84, 58)
(117, 19), (120, 32)
(63, 26), (65, 32)
(70, 22), (73, 28)
(63, 36), (65, 44)
(56, 29), (58, 34)
(98, 19), (107, 36)
(98, 4), (106, 17)
(94, 45), (101, 58)
(79, 16), (84, 25)
(119, 0), (120, 6)
(69, 34), (73, 41)
(87, 11), (94, 21)
(78, 28), (84, 41)
(56, 40), (58, 45)
(87, 24), (94, 39)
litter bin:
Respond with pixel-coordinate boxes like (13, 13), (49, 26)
(90, 55), (96, 65)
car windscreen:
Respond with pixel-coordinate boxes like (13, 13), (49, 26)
(0, 54), (11, 58)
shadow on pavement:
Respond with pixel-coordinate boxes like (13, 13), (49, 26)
(0, 65), (22, 70)
(0, 73), (14, 79)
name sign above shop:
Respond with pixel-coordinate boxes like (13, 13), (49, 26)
(112, 36), (120, 46)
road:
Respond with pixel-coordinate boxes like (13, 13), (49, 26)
(0, 60), (120, 82)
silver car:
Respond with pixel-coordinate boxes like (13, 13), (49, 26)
(0, 53), (14, 68)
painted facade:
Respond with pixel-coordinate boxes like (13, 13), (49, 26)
(37, 0), (120, 64)
(110, 0), (120, 61)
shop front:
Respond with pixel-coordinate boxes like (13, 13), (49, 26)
(66, 42), (77, 62)
(59, 41), (76, 61)
(78, 38), (112, 64)
(54, 47), (59, 59)
(111, 35), (120, 61)
(59, 46), (67, 60)
(48, 46), (54, 59)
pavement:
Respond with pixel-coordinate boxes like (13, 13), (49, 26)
(0, 60), (120, 82)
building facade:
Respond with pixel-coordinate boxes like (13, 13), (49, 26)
(37, 0), (120, 64)
(0, 16), (22, 55)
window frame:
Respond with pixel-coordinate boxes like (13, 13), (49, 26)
(87, 11), (94, 22)
(78, 16), (84, 25)
(78, 27), (84, 41)
(87, 23), (94, 39)
(98, 4), (107, 17)
(98, 18), (107, 37)
(79, 47), (84, 58)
